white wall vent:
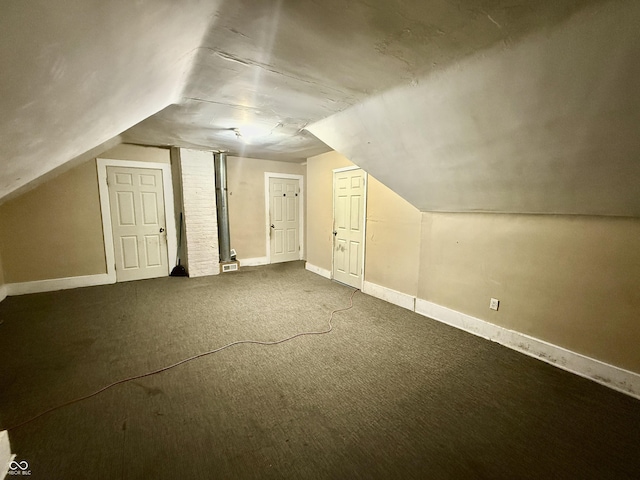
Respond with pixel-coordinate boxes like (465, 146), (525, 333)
(221, 261), (239, 273)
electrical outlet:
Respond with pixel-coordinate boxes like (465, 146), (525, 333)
(489, 298), (500, 311)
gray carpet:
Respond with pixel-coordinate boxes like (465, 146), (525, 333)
(1, 261), (639, 479)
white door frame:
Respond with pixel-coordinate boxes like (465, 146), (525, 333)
(332, 166), (367, 289)
(264, 172), (304, 264)
(97, 158), (177, 283)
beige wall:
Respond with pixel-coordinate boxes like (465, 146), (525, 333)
(0, 249), (5, 287)
(227, 156), (305, 260)
(0, 144), (171, 284)
(306, 151), (422, 296)
(307, 151), (640, 374)
(0, 159), (106, 283)
(418, 213), (640, 372)
(306, 151), (353, 271)
(0, 145), (300, 285)
(366, 177), (421, 296)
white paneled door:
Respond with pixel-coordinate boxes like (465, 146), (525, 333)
(333, 168), (366, 288)
(269, 177), (300, 263)
(107, 166), (169, 282)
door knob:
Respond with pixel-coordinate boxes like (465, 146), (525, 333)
(270, 224), (275, 228)
(159, 227), (165, 233)
(333, 231), (337, 236)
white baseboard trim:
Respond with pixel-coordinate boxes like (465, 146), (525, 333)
(1, 430), (14, 480)
(6, 273), (114, 296)
(238, 257), (269, 267)
(305, 262), (331, 279)
(0, 285), (6, 303)
(415, 298), (640, 400)
(362, 281), (415, 311)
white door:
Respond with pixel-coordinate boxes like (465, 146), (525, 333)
(333, 168), (366, 288)
(269, 177), (300, 263)
(107, 166), (169, 282)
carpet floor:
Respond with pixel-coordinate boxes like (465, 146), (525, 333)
(0, 261), (639, 479)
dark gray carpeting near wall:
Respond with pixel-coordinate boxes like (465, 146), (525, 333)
(1, 261), (639, 479)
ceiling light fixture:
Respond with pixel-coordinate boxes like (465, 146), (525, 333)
(230, 124), (274, 144)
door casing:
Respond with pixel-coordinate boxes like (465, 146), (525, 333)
(332, 166), (367, 289)
(264, 173), (304, 264)
(97, 158), (177, 283)
(268, 176), (301, 264)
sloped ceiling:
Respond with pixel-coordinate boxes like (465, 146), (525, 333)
(309, 1), (640, 216)
(122, 0), (599, 161)
(0, 0), (220, 201)
(2, 0), (636, 216)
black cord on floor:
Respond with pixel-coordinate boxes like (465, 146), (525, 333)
(5, 288), (359, 431)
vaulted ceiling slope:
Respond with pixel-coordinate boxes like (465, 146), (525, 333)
(0, 0), (606, 204)
(122, 0), (597, 162)
(310, 0), (640, 217)
(0, 0), (220, 201)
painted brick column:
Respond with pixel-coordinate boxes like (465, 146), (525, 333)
(178, 148), (219, 277)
